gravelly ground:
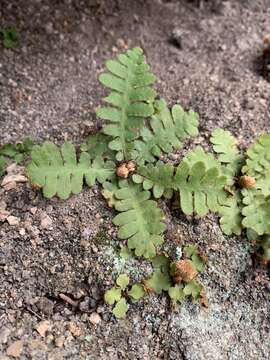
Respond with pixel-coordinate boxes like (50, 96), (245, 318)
(0, 0), (269, 359)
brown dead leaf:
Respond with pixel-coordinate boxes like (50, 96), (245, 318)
(1, 174), (28, 187)
(35, 320), (50, 337)
(1, 164), (27, 190)
(6, 340), (24, 357)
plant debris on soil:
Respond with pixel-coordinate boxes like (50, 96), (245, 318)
(0, 0), (269, 359)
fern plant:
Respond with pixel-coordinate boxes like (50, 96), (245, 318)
(104, 245), (206, 318)
(25, 46), (270, 319)
(27, 47), (199, 260)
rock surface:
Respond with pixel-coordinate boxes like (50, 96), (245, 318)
(0, 0), (269, 359)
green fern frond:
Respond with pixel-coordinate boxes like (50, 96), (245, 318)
(184, 146), (220, 169)
(242, 189), (270, 235)
(218, 192), (243, 235)
(145, 256), (172, 294)
(27, 142), (115, 199)
(112, 182), (165, 258)
(132, 161), (174, 198)
(133, 98), (199, 164)
(241, 133), (270, 196)
(174, 149), (227, 216)
(96, 47), (156, 161)
(80, 133), (115, 160)
(210, 128), (244, 177)
(242, 133), (270, 177)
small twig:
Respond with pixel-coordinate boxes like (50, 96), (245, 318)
(26, 307), (43, 320)
(59, 293), (78, 308)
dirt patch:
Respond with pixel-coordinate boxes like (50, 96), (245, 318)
(0, 0), (269, 359)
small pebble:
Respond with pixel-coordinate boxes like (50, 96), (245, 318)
(40, 214), (53, 229)
(89, 312), (101, 325)
(7, 216), (20, 226)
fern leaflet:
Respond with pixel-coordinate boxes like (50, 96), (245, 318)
(27, 142), (115, 199)
(96, 47), (156, 161)
(242, 133), (270, 177)
(132, 161), (174, 198)
(174, 148), (227, 216)
(112, 182), (165, 258)
(133, 98), (199, 164)
(80, 133), (115, 160)
(242, 189), (270, 235)
(242, 133), (270, 196)
(218, 192), (243, 235)
(210, 128), (243, 177)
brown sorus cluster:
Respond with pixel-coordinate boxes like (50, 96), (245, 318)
(116, 161), (136, 178)
(238, 175), (256, 189)
(171, 259), (198, 283)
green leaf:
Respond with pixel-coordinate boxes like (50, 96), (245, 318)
(174, 148), (227, 216)
(218, 192), (243, 235)
(145, 269), (171, 294)
(104, 287), (122, 305)
(0, 27), (18, 49)
(27, 142), (115, 199)
(210, 128), (244, 177)
(191, 254), (205, 272)
(133, 98), (199, 164)
(80, 133), (115, 160)
(242, 133), (270, 177)
(242, 133), (270, 196)
(246, 228), (259, 241)
(0, 156), (6, 177)
(183, 280), (203, 300)
(0, 138), (35, 164)
(128, 284), (145, 300)
(16, 137), (35, 154)
(145, 255), (171, 294)
(151, 255), (170, 271)
(119, 246), (133, 260)
(168, 285), (185, 303)
(116, 274), (129, 289)
(134, 161), (174, 198)
(242, 189), (270, 235)
(112, 298), (128, 319)
(183, 245), (198, 258)
(184, 146), (220, 169)
(113, 182), (165, 258)
(0, 144), (17, 157)
(97, 47), (156, 161)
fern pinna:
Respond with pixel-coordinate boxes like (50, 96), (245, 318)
(26, 47), (269, 275)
